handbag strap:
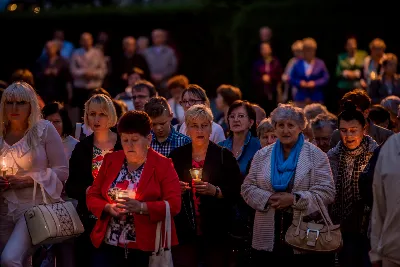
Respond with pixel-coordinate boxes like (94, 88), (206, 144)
(154, 221), (162, 253)
(308, 147), (334, 228)
(32, 181), (49, 205)
(153, 200), (172, 253)
(163, 200), (172, 249)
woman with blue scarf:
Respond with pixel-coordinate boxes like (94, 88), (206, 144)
(241, 104), (336, 267)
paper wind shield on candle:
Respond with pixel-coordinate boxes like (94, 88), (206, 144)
(117, 189), (137, 200)
(190, 168), (203, 182)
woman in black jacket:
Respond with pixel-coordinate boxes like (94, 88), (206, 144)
(169, 104), (242, 267)
(65, 94), (122, 267)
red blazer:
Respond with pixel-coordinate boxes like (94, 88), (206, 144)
(86, 148), (181, 251)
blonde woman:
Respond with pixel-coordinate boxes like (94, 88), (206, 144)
(170, 105), (242, 267)
(0, 82), (68, 266)
(282, 40), (304, 101)
(65, 94), (121, 267)
(290, 38), (329, 107)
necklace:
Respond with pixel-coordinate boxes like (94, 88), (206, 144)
(193, 155), (203, 162)
(232, 148), (242, 158)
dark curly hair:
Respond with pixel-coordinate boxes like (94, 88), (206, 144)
(117, 110), (151, 137)
(42, 102), (73, 137)
(340, 89), (371, 112)
(338, 101), (366, 128)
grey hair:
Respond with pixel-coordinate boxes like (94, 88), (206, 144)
(310, 113), (337, 132)
(303, 103), (328, 121)
(380, 95), (400, 115)
(257, 118), (274, 138)
(270, 103), (307, 130)
(185, 104), (214, 125)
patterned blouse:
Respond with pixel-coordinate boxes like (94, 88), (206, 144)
(92, 146), (113, 179)
(104, 160), (145, 247)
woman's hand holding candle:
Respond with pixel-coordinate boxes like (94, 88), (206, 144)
(179, 181), (190, 193)
(115, 197), (148, 215)
(193, 181), (217, 196)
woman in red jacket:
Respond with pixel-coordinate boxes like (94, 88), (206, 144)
(87, 110), (181, 267)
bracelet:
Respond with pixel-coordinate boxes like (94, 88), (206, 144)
(139, 202), (144, 215)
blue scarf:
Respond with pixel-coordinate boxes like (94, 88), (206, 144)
(271, 133), (305, 192)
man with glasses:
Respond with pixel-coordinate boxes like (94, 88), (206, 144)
(132, 80), (156, 111)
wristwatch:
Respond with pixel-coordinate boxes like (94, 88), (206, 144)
(214, 186), (220, 197)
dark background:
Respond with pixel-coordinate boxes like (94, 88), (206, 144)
(0, 0), (397, 113)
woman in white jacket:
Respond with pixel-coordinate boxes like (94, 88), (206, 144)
(0, 82), (68, 267)
(241, 104), (335, 267)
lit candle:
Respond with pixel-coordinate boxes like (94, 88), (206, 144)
(194, 169), (199, 181)
(117, 190), (129, 200)
(1, 156), (7, 177)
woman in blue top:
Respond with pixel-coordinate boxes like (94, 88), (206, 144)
(218, 100), (261, 266)
(218, 100), (261, 176)
(290, 38), (329, 108)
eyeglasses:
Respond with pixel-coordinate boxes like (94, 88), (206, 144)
(132, 95), (149, 100)
(179, 99), (204, 106)
(228, 114), (248, 120)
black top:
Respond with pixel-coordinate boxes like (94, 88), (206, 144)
(65, 133), (122, 227)
(34, 56), (71, 104)
(112, 53), (150, 94)
(169, 142), (242, 243)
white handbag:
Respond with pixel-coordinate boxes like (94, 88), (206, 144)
(24, 181), (84, 246)
(149, 200), (174, 267)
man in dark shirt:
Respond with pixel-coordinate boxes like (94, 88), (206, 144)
(112, 36), (150, 96)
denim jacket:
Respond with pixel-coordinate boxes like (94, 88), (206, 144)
(219, 132), (261, 176)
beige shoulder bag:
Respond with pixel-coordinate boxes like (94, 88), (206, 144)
(149, 200), (174, 267)
(285, 149), (342, 253)
(24, 181), (84, 245)
(285, 194), (342, 253)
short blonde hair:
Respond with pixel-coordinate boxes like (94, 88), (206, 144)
(291, 40), (303, 51)
(302, 37), (317, 49)
(369, 38), (386, 50)
(257, 118), (274, 138)
(185, 104), (214, 125)
(0, 82), (42, 149)
(84, 94), (117, 129)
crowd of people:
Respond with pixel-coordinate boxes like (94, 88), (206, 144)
(0, 25), (399, 267)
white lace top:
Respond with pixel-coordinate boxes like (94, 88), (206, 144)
(0, 120), (68, 215)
